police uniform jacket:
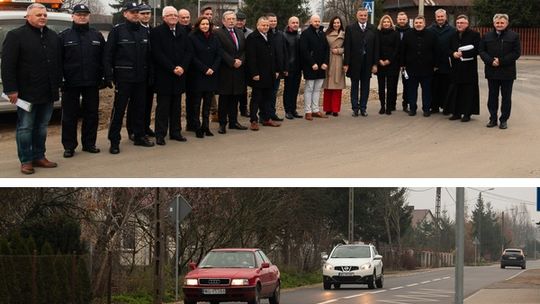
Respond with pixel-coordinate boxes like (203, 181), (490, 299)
(1, 22), (61, 104)
(104, 21), (150, 83)
(150, 23), (191, 94)
(479, 28), (521, 80)
(59, 23), (105, 87)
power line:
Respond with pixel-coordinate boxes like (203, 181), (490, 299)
(408, 187), (435, 192)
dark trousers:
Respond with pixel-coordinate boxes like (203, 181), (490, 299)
(350, 56), (371, 112)
(270, 77), (282, 118)
(155, 93), (182, 139)
(61, 86), (99, 150)
(250, 87), (272, 123)
(283, 70), (301, 114)
(487, 79), (514, 123)
(238, 91), (248, 115)
(108, 81), (146, 144)
(219, 94), (240, 127)
(431, 72), (450, 111)
(400, 72), (410, 110)
(377, 72), (399, 110)
(187, 91), (212, 130)
(407, 75), (432, 113)
(127, 84), (153, 135)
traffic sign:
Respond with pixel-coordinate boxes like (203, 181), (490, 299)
(363, 0), (374, 13)
(168, 194), (192, 224)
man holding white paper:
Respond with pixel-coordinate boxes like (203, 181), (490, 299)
(1, 3), (61, 175)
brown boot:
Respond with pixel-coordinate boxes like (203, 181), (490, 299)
(32, 158), (58, 168)
(313, 111), (328, 118)
(210, 112), (219, 122)
(21, 162), (34, 175)
(250, 122), (259, 131)
(305, 113), (313, 120)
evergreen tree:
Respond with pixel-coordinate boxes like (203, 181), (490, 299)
(473, 0), (540, 27)
(242, 0), (310, 29)
(77, 256), (92, 304)
(471, 194), (502, 260)
(38, 242), (63, 304)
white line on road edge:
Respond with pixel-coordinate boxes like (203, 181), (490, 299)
(505, 269), (527, 281)
(432, 278), (441, 281)
(407, 283), (419, 287)
(343, 293), (366, 299)
(370, 290), (387, 294)
(390, 286), (404, 290)
(442, 276), (451, 279)
(420, 280), (432, 284)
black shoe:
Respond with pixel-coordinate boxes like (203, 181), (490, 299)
(218, 125), (227, 134)
(195, 129), (204, 138)
(145, 128), (155, 137)
(109, 144), (120, 154)
(423, 112), (431, 117)
(333, 112), (339, 117)
(431, 108), (440, 114)
(293, 112), (303, 118)
(156, 137), (166, 145)
(285, 113), (294, 120)
(499, 121), (508, 129)
(82, 146), (100, 153)
(134, 137), (155, 147)
(408, 111), (417, 116)
(486, 120), (497, 128)
(379, 107), (385, 115)
(128, 134), (135, 141)
(352, 111), (359, 117)
(63, 149), (74, 158)
(449, 115), (461, 121)
(325, 111), (332, 115)
(170, 134), (187, 142)
(461, 115), (471, 122)
(271, 116), (284, 122)
(204, 129), (214, 136)
(229, 122), (248, 130)
(240, 111), (250, 117)
(360, 111), (368, 117)
(402, 103), (409, 112)
(385, 109), (392, 115)
(186, 126), (197, 132)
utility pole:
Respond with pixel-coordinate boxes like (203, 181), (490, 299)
(153, 188), (164, 304)
(501, 211), (505, 253)
(418, 0), (424, 16)
(348, 188), (354, 243)
(435, 187), (441, 250)
(455, 188), (464, 304)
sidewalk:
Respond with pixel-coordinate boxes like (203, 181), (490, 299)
(464, 268), (540, 303)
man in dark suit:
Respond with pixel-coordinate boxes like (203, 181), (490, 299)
(267, 13), (288, 122)
(150, 6), (191, 145)
(343, 8), (379, 117)
(1, 3), (61, 174)
(215, 11), (248, 134)
(245, 16), (280, 131)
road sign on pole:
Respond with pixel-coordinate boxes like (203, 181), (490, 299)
(363, 0), (375, 25)
(169, 195), (192, 301)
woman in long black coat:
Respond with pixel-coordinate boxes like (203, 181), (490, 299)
(446, 15), (481, 122)
(187, 17), (222, 138)
(376, 14), (400, 115)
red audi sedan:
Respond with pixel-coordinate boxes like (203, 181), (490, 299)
(182, 248), (281, 304)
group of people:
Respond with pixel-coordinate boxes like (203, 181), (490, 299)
(1, 3), (521, 175)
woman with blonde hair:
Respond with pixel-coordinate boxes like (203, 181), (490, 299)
(376, 14), (400, 115)
(322, 16), (346, 116)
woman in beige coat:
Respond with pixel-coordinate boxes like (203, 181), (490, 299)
(322, 16), (346, 116)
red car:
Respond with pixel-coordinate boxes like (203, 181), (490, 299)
(183, 248), (281, 304)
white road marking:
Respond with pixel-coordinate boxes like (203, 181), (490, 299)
(419, 288), (454, 294)
(343, 293), (367, 299)
(378, 300), (413, 304)
(408, 291), (451, 298)
(395, 294), (438, 302)
(407, 283), (419, 287)
(505, 269), (527, 281)
(442, 276), (451, 279)
(432, 278), (441, 281)
(390, 286), (404, 290)
(420, 280), (432, 284)
(318, 299), (339, 304)
(370, 290), (387, 294)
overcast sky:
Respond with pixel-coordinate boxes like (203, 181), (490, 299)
(406, 187), (539, 224)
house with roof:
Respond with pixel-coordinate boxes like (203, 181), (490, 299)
(382, 0), (475, 26)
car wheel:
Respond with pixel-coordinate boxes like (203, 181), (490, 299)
(248, 284), (261, 304)
(367, 271), (376, 289)
(323, 282), (332, 290)
(522, 265), (526, 269)
(333, 283), (340, 289)
(376, 272), (384, 288)
(269, 282), (280, 304)
(501, 264), (505, 269)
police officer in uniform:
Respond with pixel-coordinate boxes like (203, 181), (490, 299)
(104, 2), (154, 154)
(59, 4), (106, 158)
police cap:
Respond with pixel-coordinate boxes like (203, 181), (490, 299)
(73, 4), (91, 14)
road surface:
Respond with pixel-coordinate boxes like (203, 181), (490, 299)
(0, 59), (539, 177)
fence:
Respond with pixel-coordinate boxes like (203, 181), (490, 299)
(378, 246), (454, 270)
(473, 27), (540, 56)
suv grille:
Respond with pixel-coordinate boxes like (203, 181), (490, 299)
(335, 266), (359, 271)
(199, 278), (231, 285)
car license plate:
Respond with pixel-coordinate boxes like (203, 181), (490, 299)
(509, 257), (517, 259)
(202, 289), (226, 295)
(338, 272), (354, 276)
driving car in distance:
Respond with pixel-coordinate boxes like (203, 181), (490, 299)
(183, 248), (280, 304)
(322, 243), (384, 290)
(500, 248), (526, 269)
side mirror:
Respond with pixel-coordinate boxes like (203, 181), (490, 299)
(322, 254), (329, 261)
(374, 254), (383, 261)
(261, 262), (270, 269)
(188, 261), (197, 271)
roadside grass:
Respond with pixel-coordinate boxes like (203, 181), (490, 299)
(280, 269), (322, 289)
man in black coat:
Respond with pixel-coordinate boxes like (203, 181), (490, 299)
(400, 16), (437, 117)
(395, 11), (411, 112)
(245, 16), (280, 130)
(150, 6), (191, 145)
(1, 3), (61, 174)
(59, 4), (105, 158)
(343, 8), (379, 117)
(267, 13), (288, 122)
(104, 2), (154, 154)
(215, 11), (248, 134)
(479, 13), (521, 129)
(283, 16), (303, 119)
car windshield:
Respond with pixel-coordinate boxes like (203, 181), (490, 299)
(199, 251), (256, 268)
(504, 250), (521, 254)
(331, 246), (371, 258)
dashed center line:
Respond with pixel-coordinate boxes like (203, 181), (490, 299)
(407, 283), (419, 287)
(390, 286), (404, 290)
(420, 280), (432, 284)
(343, 293), (366, 299)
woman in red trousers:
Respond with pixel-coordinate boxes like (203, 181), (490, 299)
(322, 16), (346, 116)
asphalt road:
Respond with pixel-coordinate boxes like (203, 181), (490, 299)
(275, 260), (540, 304)
(1, 59), (539, 178)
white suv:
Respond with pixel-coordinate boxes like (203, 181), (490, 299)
(322, 243), (383, 290)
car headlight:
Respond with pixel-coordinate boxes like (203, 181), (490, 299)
(360, 263), (372, 270)
(231, 279), (250, 286)
(324, 263), (334, 270)
(184, 278), (198, 286)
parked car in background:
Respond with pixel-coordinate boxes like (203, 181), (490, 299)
(500, 248), (526, 269)
(322, 243), (384, 290)
(182, 248), (281, 304)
